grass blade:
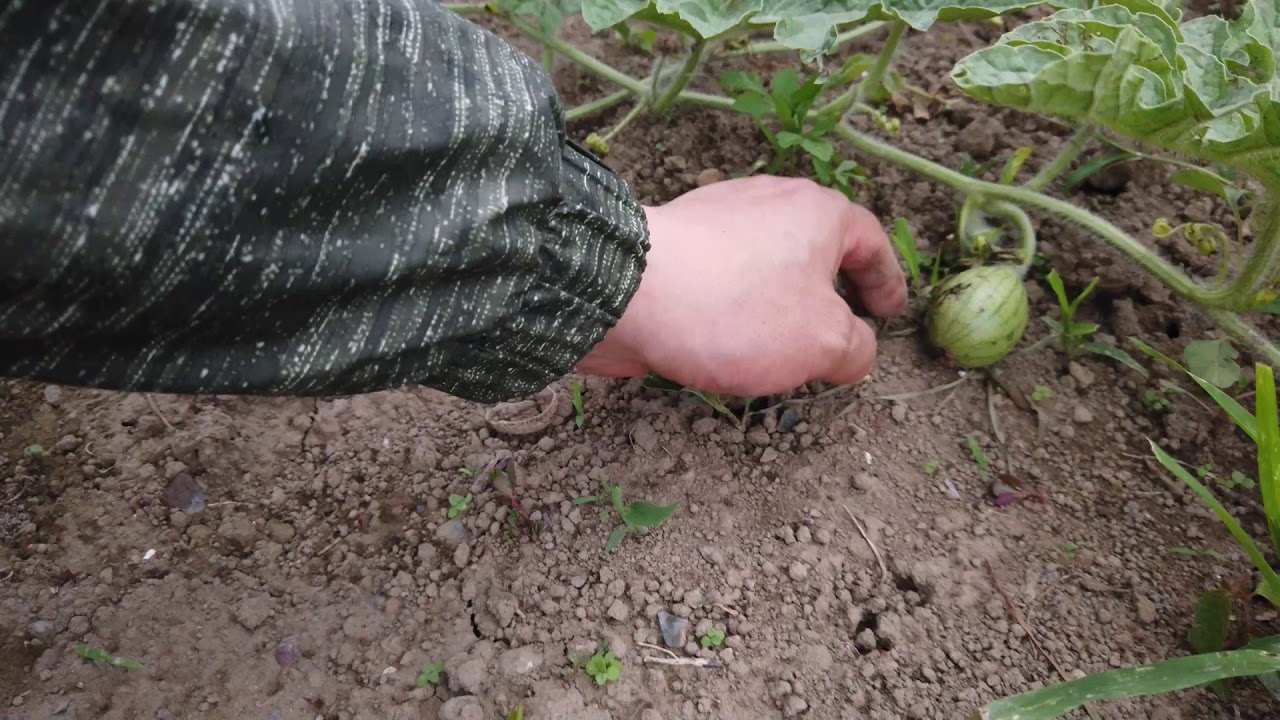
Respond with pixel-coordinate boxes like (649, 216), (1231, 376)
(1129, 339), (1257, 441)
(1083, 342), (1148, 377)
(1062, 151), (1134, 193)
(1255, 364), (1280, 560)
(604, 525), (628, 553)
(971, 648), (1280, 720)
(1149, 440), (1280, 606)
(1189, 588), (1234, 699)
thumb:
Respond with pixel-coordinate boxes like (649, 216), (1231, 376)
(814, 299), (879, 386)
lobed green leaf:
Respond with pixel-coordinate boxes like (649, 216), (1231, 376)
(952, 0), (1280, 185)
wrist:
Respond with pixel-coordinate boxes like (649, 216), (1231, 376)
(575, 205), (664, 379)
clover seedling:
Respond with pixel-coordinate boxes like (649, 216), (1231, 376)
(700, 627), (726, 649)
(415, 660), (445, 687)
(1031, 385), (1051, 403)
(584, 650), (621, 685)
(447, 493), (472, 519)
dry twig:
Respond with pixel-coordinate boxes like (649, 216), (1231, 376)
(843, 505), (889, 582)
(712, 602), (740, 617)
(984, 560), (1101, 720)
(642, 656), (723, 668)
(637, 642), (678, 659)
(145, 395), (177, 432)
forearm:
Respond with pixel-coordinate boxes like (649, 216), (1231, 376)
(0, 0), (648, 402)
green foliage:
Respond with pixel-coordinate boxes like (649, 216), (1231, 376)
(22, 444), (44, 460)
(719, 67), (867, 193)
(700, 627), (726, 648)
(1183, 339), (1242, 389)
(584, 650), (622, 685)
(574, 479), (677, 552)
(891, 217), (924, 292)
(1030, 385), (1051, 403)
(970, 642), (1280, 720)
(1043, 269), (1098, 356)
(447, 494), (473, 519)
(74, 644), (143, 670)
(923, 460), (939, 477)
(416, 660), (446, 687)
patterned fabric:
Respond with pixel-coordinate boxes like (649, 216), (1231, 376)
(0, 0), (649, 403)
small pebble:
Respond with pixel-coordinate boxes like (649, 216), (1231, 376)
(658, 611), (691, 648)
(274, 636), (302, 667)
(27, 620), (55, 641)
(788, 562), (809, 581)
(695, 168), (723, 186)
(43, 385), (63, 405)
(1072, 405), (1095, 424)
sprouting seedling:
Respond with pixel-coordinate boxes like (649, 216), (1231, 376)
(1043, 269), (1099, 356)
(1222, 471), (1257, 491)
(1064, 541), (1078, 560)
(575, 479), (677, 552)
(965, 434), (990, 484)
(571, 380), (586, 429)
(923, 461), (939, 477)
(415, 660), (445, 687)
(23, 444), (44, 460)
(891, 217), (924, 294)
(1031, 385), (1051, 402)
(74, 644), (143, 670)
(483, 458), (541, 538)
(700, 627), (726, 649)
(447, 494), (472, 519)
(507, 705), (525, 720)
(584, 650), (621, 685)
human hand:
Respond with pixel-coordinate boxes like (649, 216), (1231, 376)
(577, 176), (908, 397)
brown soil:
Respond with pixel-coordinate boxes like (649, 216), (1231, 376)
(3, 11), (1277, 720)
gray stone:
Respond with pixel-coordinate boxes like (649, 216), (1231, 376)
(658, 611), (690, 649)
(434, 519), (467, 547)
(216, 515), (257, 550)
(632, 420), (658, 451)
(498, 645), (544, 678)
(27, 620), (54, 641)
(439, 696), (484, 720)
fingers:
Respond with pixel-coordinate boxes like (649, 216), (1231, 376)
(830, 198), (909, 318)
(813, 298), (879, 386)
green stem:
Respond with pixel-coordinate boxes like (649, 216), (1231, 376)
(1214, 177), (1280, 307)
(509, 18), (646, 95)
(1025, 125), (1095, 191)
(652, 40), (706, 114)
(984, 200), (1038, 276)
(601, 98), (647, 143)
(815, 20), (907, 120)
(1206, 307), (1280, 367)
(725, 22), (888, 55)
(855, 20), (907, 106)
(566, 90), (633, 123)
(675, 90), (736, 112)
(832, 122), (1277, 315)
(543, 46), (555, 73)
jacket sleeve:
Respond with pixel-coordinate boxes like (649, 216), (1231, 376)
(0, 0), (649, 404)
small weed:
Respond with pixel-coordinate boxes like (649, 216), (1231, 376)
(1043, 270), (1099, 355)
(507, 705), (525, 720)
(1174, 546), (1229, 561)
(1064, 541), (1078, 560)
(571, 380), (586, 429)
(23, 444), (44, 460)
(700, 627), (726, 649)
(923, 461), (939, 477)
(74, 644), (143, 670)
(1043, 269), (1146, 372)
(965, 434), (990, 484)
(1183, 338), (1242, 390)
(1220, 470), (1256, 491)
(447, 494), (472, 519)
(415, 660), (446, 687)
(1143, 388), (1173, 414)
(1031, 385), (1052, 402)
(891, 217), (926, 296)
(575, 479), (677, 552)
(585, 650), (621, 685)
